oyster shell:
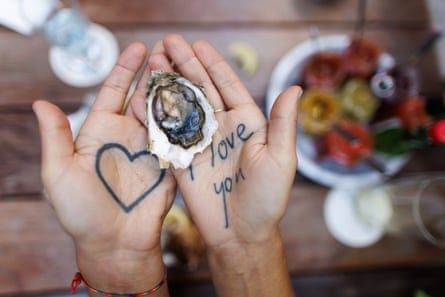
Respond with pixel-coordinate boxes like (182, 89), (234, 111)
(146, 71), (218, 169)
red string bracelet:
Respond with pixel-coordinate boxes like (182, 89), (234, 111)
(70, 267), (167, 296)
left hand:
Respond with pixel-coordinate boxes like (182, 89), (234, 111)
(129, 34), (299, 297)
(131, 34), (301, 248)
(33, 43), (176, 293)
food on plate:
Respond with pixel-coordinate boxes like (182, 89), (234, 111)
(428, 119), (445, 144)
(302, 52), (346, 89)
(162, 204), (204, 270)
(373, 118), (445, 156)
(387, 65), (420, 101)
(370, 72), (396, 99)
(343, 38), (381, 78)
(324, 119), (373, 167)
(373, 119), (412, 156)
(395, 96), (431, 132)
(339, 78), (380, 122)
(228, 41), (259, 76)
(372, 65), (421, 102)
(299, 89), (341, 135)
(146, 71), (218, 169)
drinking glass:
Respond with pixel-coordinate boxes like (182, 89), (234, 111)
(355, 173), (445, 247)
(19, 0), (118, 87)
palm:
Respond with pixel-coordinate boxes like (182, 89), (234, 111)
(35, 43), (176, 257)
(173, 105), (282, 244)
(50, 112), (175, 251)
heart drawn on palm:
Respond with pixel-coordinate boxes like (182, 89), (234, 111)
(95, 143), (166, 213)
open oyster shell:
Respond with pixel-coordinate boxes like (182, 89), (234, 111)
(146, 71), (218, 169)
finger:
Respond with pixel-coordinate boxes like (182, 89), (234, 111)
(149, 39), (174, 72)
(127, 40), (173, 123)
(192, 39), (253, 109)
(91, 42), (147, 114)
(126, 75), (148, 123)
(152, 39), (168, 57)
(267, 86), (302, 163)
(32, 100), (74, 184)
(162, 34), (225, 111)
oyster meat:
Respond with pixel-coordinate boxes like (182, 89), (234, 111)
(146, 71), (218, 169)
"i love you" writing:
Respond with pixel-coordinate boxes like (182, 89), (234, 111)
(187, 122), (254, 228)
(210, 123), (253, 167)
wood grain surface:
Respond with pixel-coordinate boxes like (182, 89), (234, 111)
(1, 0), (444, 295)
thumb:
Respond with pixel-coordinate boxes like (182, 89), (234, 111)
(267, 86), (302, 164)
(32, 100), (74, 184)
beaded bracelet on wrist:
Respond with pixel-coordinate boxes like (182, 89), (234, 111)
(70, 267), (167, 297)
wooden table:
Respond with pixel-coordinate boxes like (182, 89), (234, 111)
(1, 0), (445, 296)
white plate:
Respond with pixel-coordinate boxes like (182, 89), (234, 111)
(266, 35), (409, 189)
(324, 187), (384, 247)
(49, 24), (119, 87)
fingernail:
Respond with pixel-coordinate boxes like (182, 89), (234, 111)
(295, 86), (303, 100)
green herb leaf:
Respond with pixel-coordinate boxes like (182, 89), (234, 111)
(414, 289), (432, 297)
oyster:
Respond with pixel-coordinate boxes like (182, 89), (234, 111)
(146, 71), (218, 169)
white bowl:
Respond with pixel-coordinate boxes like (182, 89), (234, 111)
(266, 35), (409, 189)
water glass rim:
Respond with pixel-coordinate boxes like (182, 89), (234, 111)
(414, 176), (445, 248)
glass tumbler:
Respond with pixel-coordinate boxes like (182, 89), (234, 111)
(355, 173), (445, 247)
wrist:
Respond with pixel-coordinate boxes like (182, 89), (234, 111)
(207, 228), (283, 269)
(207, 225), (281, 253)
(206, 230), (294, 297)
(75, 245), (167, 295)
(71, 267), (167, 297)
